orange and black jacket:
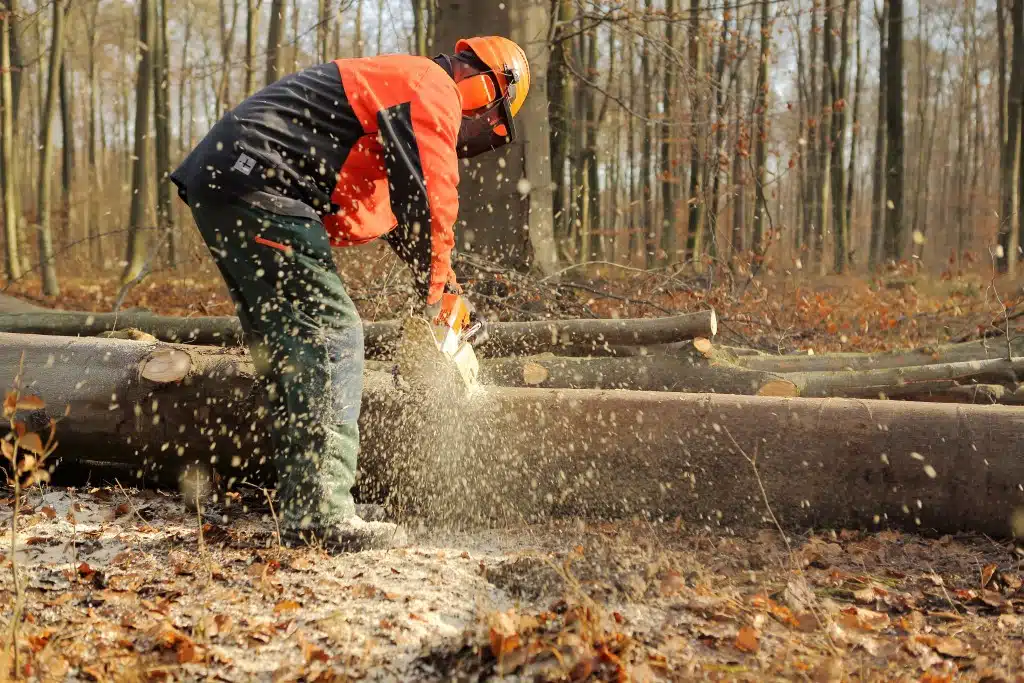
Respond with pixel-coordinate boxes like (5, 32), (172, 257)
(170, 55), (461, 305)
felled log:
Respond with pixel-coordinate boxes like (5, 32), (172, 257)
(2, 332), (1024, 537)
(0, 309), (717, 358)
(733, 338), (1024, 374)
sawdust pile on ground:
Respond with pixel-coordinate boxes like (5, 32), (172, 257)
(2, 487), (1023, 681)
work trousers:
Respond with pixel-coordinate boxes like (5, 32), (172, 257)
(187, 190), (363, 529)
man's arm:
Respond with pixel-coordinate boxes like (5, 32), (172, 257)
(377, 66), (462, 305)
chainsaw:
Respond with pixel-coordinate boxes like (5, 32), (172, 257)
(394, 293), (482, 394)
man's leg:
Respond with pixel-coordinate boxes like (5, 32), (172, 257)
(186, 192), (402, 550)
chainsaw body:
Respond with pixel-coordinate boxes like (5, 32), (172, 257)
(395, 293), (481, 394)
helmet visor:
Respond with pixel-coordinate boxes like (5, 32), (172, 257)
(456, 68), (518, 159)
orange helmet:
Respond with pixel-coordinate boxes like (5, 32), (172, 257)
(454, 36), (530, 117)
(450, 36), (530, 158)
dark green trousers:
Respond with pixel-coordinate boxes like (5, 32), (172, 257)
(187, 190), (362, 529)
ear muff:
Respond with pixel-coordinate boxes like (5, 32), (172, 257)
(457, 73), (499, 113)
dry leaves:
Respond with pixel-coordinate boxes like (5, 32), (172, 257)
(734, 626), (759, 653)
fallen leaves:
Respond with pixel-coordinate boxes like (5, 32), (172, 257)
(734, 626), (759, 653)
(274, 599), (301, 615)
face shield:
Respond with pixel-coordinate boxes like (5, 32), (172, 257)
(456, 68), (519, 159)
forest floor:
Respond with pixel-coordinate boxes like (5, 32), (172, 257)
(2, 259), (1024, 680)
(1, 486), (1023, 682)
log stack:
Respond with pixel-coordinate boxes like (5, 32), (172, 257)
(0, 300), (1022, 538)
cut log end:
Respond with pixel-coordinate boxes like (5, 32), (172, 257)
(693, 337), (714, 357)
(140, 348), (193, 383)
(709, 309), (718, 337)
(757, 379), (800, 398)
(521, 361), (550, 386)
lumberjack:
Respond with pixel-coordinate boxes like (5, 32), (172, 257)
(169, 38), (531, 552)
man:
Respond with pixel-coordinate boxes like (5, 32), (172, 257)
(170, 37), (531, 552)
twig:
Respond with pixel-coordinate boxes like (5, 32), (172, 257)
(114, 479), (151, 528)
(262, 487), (282, 549)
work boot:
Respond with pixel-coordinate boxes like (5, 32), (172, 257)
(281, 516), (408, 553)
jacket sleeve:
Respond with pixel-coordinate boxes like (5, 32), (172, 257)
(377, 66), (462, 305)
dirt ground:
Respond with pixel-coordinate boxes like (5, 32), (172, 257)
(1, 486), (1022, 682)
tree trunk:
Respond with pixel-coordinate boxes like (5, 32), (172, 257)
(0, 309), (718, 357)
(751, 0), (770, 257)
(121, 0), (156, 285)
(659, 0), (676, 265)
(434, 0), (557, 275)
(869, 0), (888, 270)
(318, 0), (330, 61)
(216, 0), (240, 114)
(709, 1), (730, 262)
(547, 0), (573, 261)
(626, 5), (638, 266)
(883, 0), (905, 262)
(244, 0), (261, 95)
(266, 0), (286, 85)
(685, 0), (704, 262)
(154, 0), (175, 268)
(412, 0), (429, 55)
(829, 0), (852, 273)
(0, 0), (20, 281)
(36, 0), (68, 297)
(845, 0), (863, 265)
(7, 333), (1024, 536)
(85, 0), (102, 264)
(59, 53), (73, 249)
(641, 0), (655, 267)
(730, 15), (745, 258)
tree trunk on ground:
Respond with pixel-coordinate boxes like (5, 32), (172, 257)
(5, 333), (1024, 535)
(751, 0), (770, 257)
(121, 0), (156, 285)
(154, 0), (175, 268)
(36, 0), (68, 298)
(883, 0), (905, 262)
(0, 0), (20, 281)
(265, 0), (285, 85)
(434, 0), (557, 275)
(869, 0), (888, 270)
(0, 309), (719, 357)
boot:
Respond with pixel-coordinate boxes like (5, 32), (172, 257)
(281, 515), (408, 553)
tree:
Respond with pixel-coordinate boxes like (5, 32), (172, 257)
(121, 0), (156, 284)
(685, 0), (704, 262)
(1, 0), (19, 281)
(659, 0), (676, 265)
(829, 0), (852, 273)
(882, 0), (905, 262)
(434, 0), (557, 275)
(751, 0), (771, 256)
(547, 0), (573, 260)
(155, 0), (176, 267)
(1007, 0), (1024, 273)
(869, 0), (889, 270)
(37, 0), (71, 297)
(266, 0), (286, 85)
(245, 0), (262, 95)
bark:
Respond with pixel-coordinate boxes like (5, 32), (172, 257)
(709, 1), (730, 259)
(121, 0), (156, 285)
(435, 0), (557, 274)
(730, 18), (745, 257)
(814, 4), (831, 272)
(626, 4), (638, 265)
(869, 0), (888, 270)
(154, 0), (175, 268)
(659, 0), (676, 265)
(641, 0), (654, 266)
(845, 0), (862, 264)
(59, 53), (73, 245)
(85, 0), (102, 263)
(751, 0), (770, 256)
(882, 0), (905, 262)
(0, 310), (719, 357)
(318, 0), (330, 61)
(830, 0), (852, 273)
(548, 0), (572, 258)
(412, 0), (428, 55)
(244, 0), (261, 95)
(265, 0), (286, 85)
(1, 0), (19, 281)
(7, 333), (1024, 535)
(685, 0), (704, 261)
(36, 0), (69, 297)
(216, 0), (239, 114)
(353, 0), (364, 56)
